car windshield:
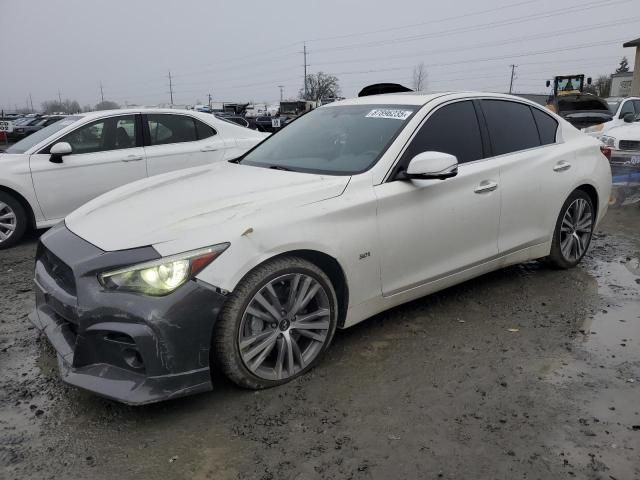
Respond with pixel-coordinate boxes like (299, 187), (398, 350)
(5, 116), (81, 154)
(607, 101), (620, 113)
(240, 104), (417, 175)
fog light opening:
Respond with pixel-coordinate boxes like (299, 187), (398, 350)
(123, 348), (144, 370)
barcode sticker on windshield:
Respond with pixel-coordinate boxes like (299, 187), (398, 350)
(366, 109), (412, 120)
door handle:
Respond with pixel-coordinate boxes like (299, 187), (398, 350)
(553, 161), (571, 172)
(474, 180), (498, 194)
(200, 146), (219, 152)
(122, 155), (143, 162)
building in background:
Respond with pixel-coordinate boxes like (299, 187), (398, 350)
(610, 72), (634, 97)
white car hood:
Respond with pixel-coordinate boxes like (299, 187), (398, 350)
(606, 124), (640, 141)
(65, 162), (350, 252)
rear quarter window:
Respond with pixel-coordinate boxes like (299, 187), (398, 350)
(531, 108), (558, 145)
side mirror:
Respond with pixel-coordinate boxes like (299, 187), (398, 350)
(546, 80), (551, 88)
(403, 151), (458, 180)
(49, 142), (72, 163)
(623, 112), (635, 123)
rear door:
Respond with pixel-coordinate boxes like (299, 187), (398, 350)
(478, 99), (564, 253)
(29, 114), (146, 220)
(143, 113), (228, 177)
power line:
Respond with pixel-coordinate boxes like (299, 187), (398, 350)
(310, 0), (629, 55)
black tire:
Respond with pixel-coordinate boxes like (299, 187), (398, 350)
(213, 256), (338, 389)
(0, 191), (28, 250)
(546, 189), (594, 269)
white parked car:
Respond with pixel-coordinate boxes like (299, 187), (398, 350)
(0, 109), (268, 248)
(583, 96), (640, 137)
(31, 92), (611, 404)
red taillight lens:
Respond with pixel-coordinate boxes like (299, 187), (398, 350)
(600, 146), (611, 160)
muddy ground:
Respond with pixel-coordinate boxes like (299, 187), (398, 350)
(1, 207), (639, 480)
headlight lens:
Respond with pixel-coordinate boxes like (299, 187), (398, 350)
(600, 136), (616, 147)
(98, 243), (229, 296)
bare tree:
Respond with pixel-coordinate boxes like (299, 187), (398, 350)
(41, 99), (81, 114)
(412, 62), (427, 91)
(299, 72), (341, 102)
(95, 100), (120, 111)
(594, 75), (612, 97)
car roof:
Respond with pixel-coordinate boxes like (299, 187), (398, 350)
(329, 91), (539, 107)
(75, 108), (214, 120)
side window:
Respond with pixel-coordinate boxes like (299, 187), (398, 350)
(403, 101), (483, 164)
(194, 118), (216, 140)
(57, 115), (138, 154)
(619, 100), (635, 118)
(481, 100), (540, 155)
(531, 108), (558, 145)
(633, 100), (640, 115)
(146, 114), (197, 145)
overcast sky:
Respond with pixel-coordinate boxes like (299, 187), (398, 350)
(0, 0), (637, 110)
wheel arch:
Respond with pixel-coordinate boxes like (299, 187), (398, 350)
(253, 249), (350, 328)
(0, 185), (37, 229)
(575, 183), (599, 214)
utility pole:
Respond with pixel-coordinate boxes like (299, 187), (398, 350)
(508, 64), (517, 94)
(278, 85), (284, 102)
(303, 42), (309, 99)
(208, 93), (212, 110)
(29, 93), (34, 113)
(99, 82), (105, 103)
(57, 89), (62, 104)
(168, 71), (174, 106)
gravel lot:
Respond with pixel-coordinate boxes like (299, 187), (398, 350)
(1, 207), (639, 480)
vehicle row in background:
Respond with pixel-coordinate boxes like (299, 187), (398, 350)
(0, 109), (268, 248)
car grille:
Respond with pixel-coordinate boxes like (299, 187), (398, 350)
(618, 140), (640, 151)
(36, 243), (77, 296)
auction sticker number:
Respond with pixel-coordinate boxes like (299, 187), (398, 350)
(271, 118), (281, 128)
(0, 121), (14, 133)
(366, 109), (413, 120)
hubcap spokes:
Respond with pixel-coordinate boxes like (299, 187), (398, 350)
(559, 198), (592, 262)
(239, 273), (331, 380)
(0, 201), (17, 243)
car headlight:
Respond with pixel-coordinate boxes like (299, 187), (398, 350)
(600, 136), (616, 147)
(582, 123), (604, 134)
(98, 243), (229, 296)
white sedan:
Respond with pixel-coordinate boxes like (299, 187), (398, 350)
(31, 92), (611, 404)
(0, 109), (268, 248)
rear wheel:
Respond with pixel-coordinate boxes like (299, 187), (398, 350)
(0, 192), (28, 250)
(213, 256), (338, 389)
(546, 190), (594, 269)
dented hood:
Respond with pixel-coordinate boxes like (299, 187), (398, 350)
(65, 162), (350, 252)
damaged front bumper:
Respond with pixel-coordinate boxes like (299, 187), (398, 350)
(29, 223), (227, 405)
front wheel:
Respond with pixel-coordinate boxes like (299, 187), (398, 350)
(0, 192), (28, 250)
(546, 190), (594, 269)
(213, 257), (338, 389)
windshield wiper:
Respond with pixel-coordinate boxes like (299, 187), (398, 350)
(267, 165), (295, 172)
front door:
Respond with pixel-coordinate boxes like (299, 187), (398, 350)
(30, 114), (146, 221)
(375, 100), (501, 296)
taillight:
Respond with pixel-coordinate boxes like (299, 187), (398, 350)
(600, 146), (611, 160)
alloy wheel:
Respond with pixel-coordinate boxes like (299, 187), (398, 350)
(559, 198), (592, 262)
(0, 201), (17, 244)
(238, 273), (331, 381)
